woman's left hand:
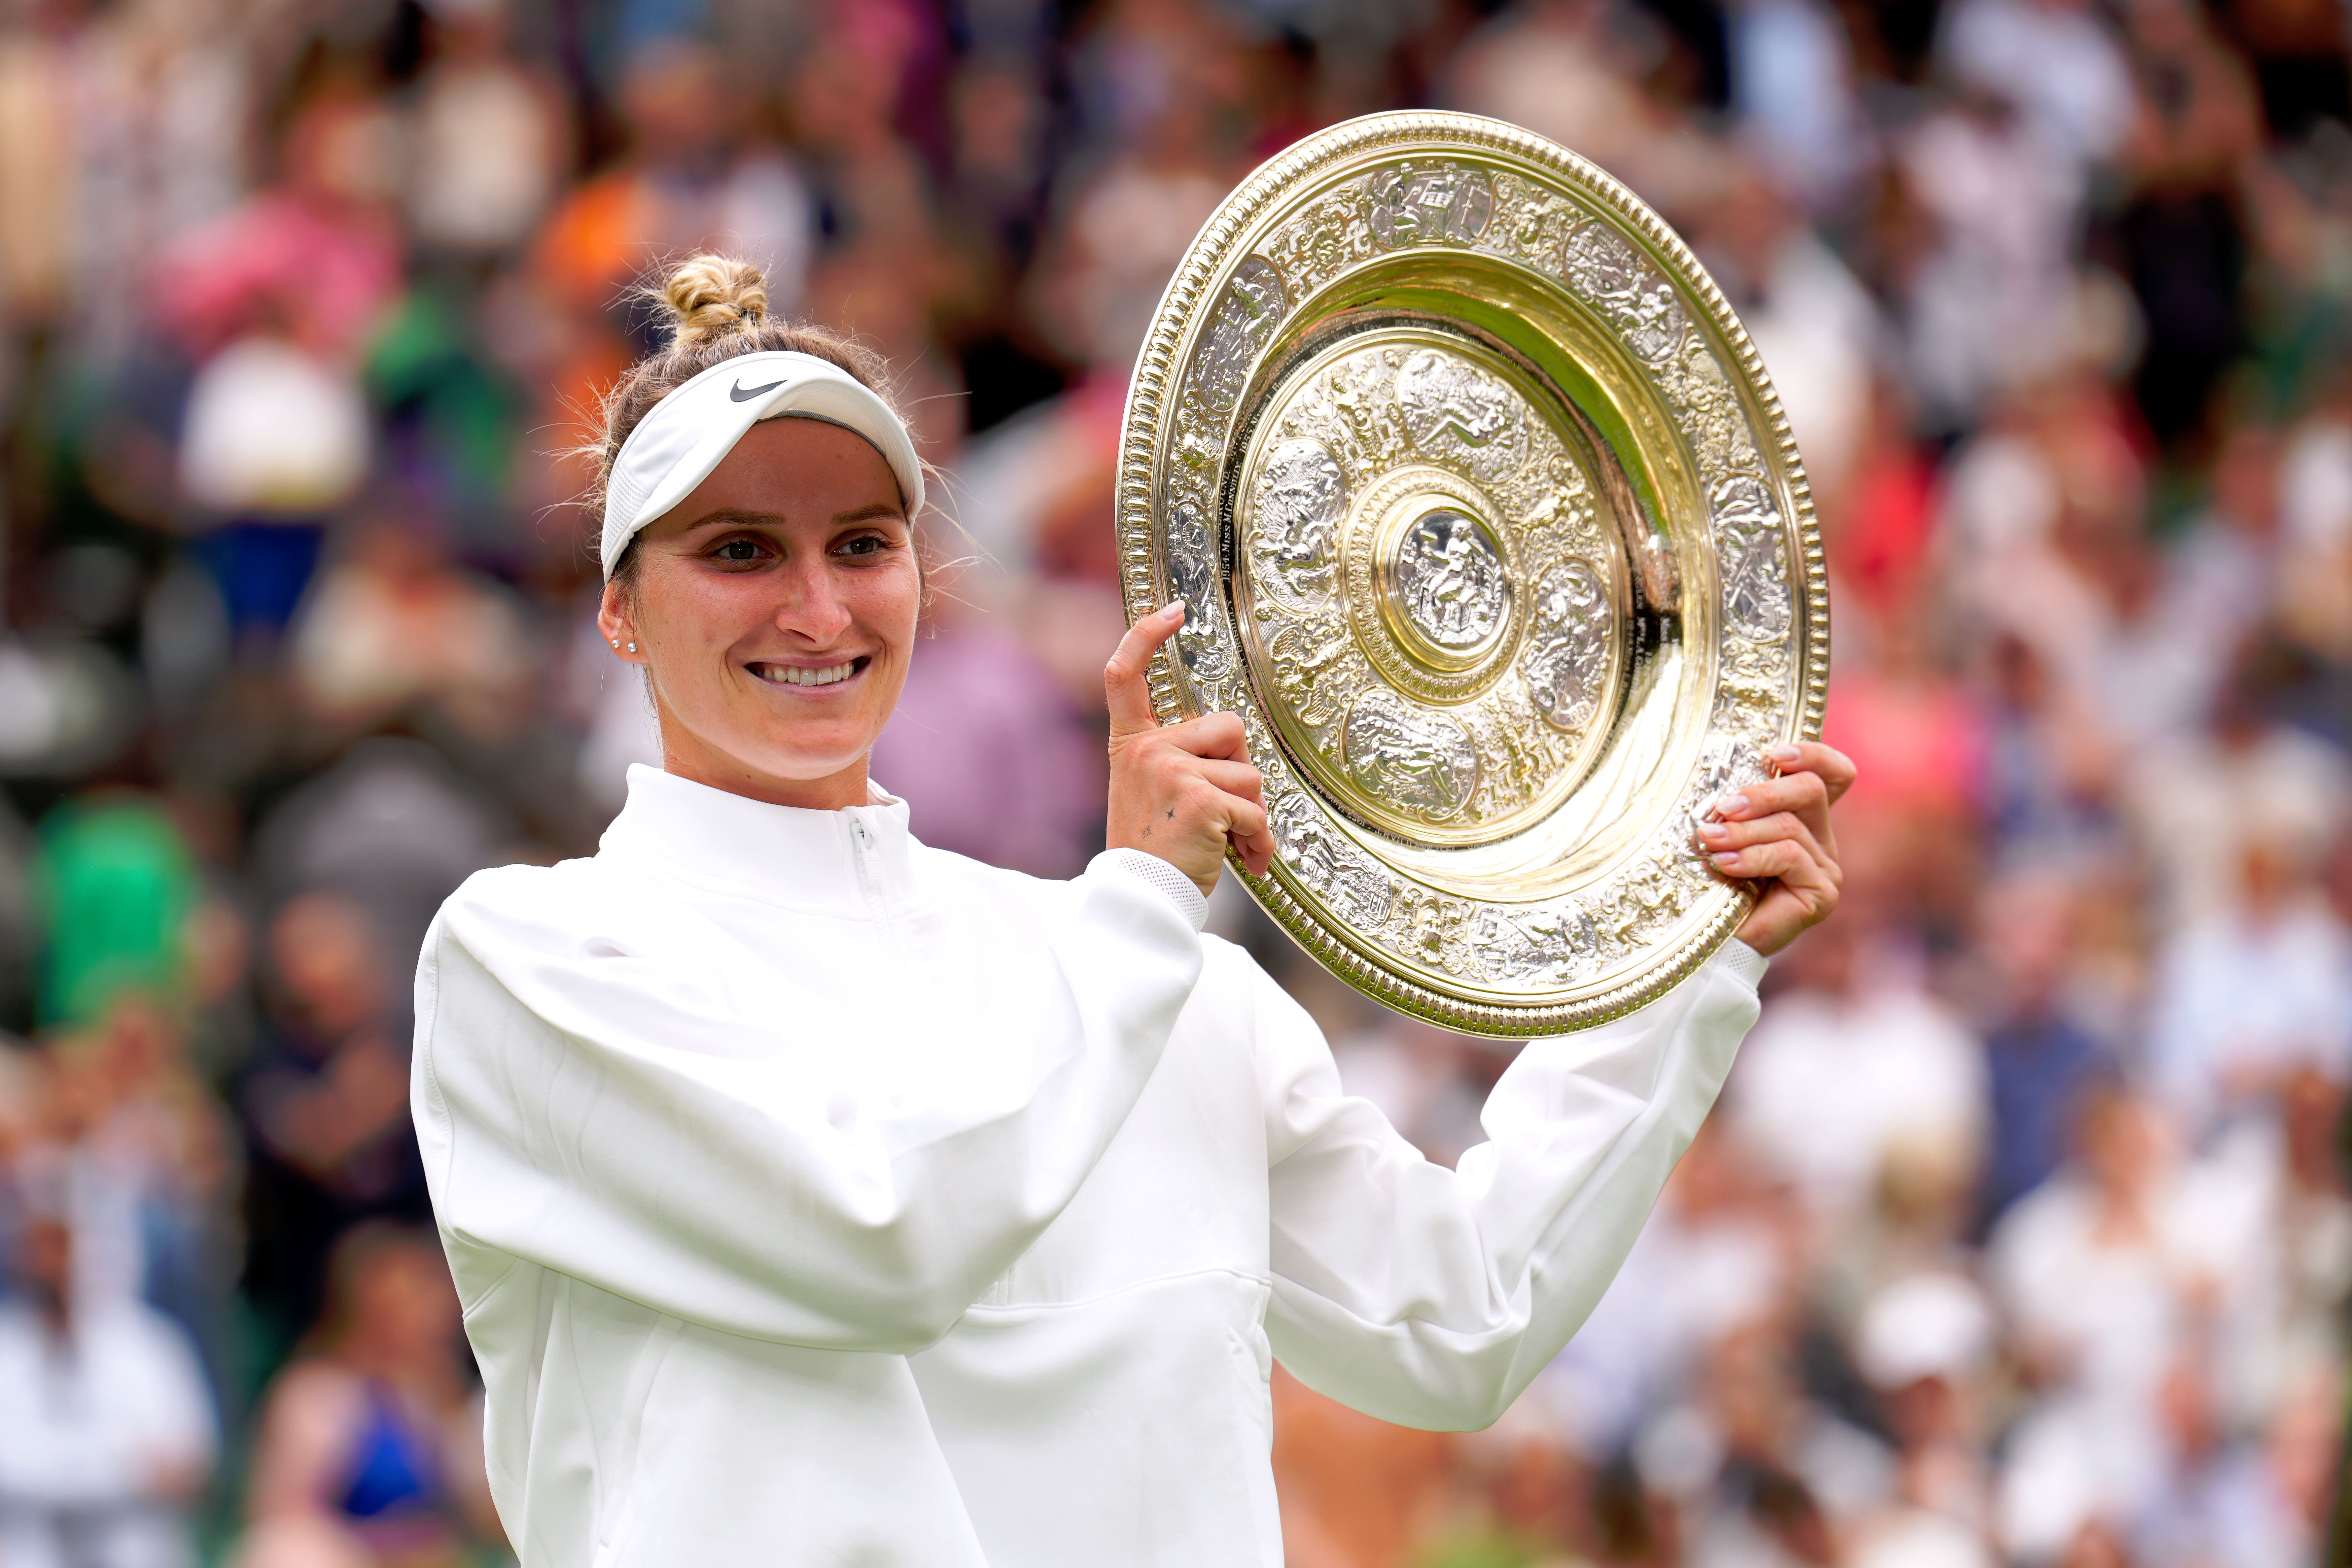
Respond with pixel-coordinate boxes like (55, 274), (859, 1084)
(1699, 741), (1857, 958)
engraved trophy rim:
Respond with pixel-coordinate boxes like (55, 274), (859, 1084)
(1119, 111), (1831, 1037)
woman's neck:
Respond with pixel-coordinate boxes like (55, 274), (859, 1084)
(658, 734), (871, 812)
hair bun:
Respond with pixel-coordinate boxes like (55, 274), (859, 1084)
(659, 254), (769, 348)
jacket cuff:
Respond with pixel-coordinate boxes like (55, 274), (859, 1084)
(1714, 937), (1769, 989)
(1095, 850), (1211, 932)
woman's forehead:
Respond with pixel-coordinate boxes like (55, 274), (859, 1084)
(663, 417), (907, 530)
(710, 418), (901, 497)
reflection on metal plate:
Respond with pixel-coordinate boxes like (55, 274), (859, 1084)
(1121, 112), (1829, 1035)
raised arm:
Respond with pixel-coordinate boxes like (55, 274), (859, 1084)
(1262, 743), (1852, 1430)
(1257, 944), (1765, 1430)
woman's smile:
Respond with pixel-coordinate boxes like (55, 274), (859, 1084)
(749, 656), (871, 689)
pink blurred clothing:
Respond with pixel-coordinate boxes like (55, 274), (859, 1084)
(152, 192), (402, 362)
(870, 623), (1104, 879)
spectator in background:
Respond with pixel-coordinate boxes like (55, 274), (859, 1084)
(1971, 873), (2118, 1228)
(235, 893), (423, 1350)
(0, 1209), (217, 1568)
(402, 0), (568, 264)
(2150, 839), (2352, 1136)
(286, 518), (533, 736)
(1848, 1271), (1998, 1566)
(30, 794), (196, 1030)
(2129, 658), (2352, 931)
(154, 81), (404, 641)
(1989, 1084), (2272, 1553)
(233, 1224), (500, 1568)
(868, 612), (1105, 879)
(1726, 917), (1988, 1237)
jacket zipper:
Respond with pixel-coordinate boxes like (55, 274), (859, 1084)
(848, 815), (903, 952)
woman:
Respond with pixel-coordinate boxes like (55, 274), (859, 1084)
(412, 254), (1851, 1566)
(237, 1225), (502, 1568)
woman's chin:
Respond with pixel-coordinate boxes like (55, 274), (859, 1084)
(736, 734), (877, 790)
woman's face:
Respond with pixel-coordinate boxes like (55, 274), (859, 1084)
(599, 416), (919, 810)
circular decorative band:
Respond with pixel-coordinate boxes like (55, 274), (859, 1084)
(1120, 111), (1830, 1035)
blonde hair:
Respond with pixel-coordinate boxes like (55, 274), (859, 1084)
(586, 254), (906, 582)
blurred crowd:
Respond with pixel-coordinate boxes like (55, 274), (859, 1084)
(0, 0), (2348, 1564)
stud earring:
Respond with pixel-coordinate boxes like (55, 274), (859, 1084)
(626, 642), (637, 653)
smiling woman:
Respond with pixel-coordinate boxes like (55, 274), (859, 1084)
(409, 253), (1847, 1568)
(600, 413), (923, 806)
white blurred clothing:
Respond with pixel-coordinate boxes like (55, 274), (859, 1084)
(2150, 899), (2352, 1132)
(2134, 1440), (2309, 1568)
(0, 1298), (216, 1568)
(1731, 0), (1873, 211)
(414, 765), (1765, 1567)
(1727, 984), (1988, 1227)
(2126, 725), (2352, 931)
(1901, 111), (2083, 418)
(1996, 1392), (2169, 1561)
(177, 337), (369, 516)
(1542, 1197), (1785, 1457)
(2278, 418), (2352, 658)
(1988, 1155), (2265, 1417)
(1851, 1508), (1995, 1568)
(1939, 0), (2135, 169)
(406, 58), (560, 254)
(1739, 227), (1882, 501)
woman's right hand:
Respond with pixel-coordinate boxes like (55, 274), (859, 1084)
(1105, 604), (1277, 898)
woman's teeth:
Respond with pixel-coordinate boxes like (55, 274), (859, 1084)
(758, 661), (858, 687)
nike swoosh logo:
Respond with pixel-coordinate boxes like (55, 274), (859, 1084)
(729, 378), (787, 402)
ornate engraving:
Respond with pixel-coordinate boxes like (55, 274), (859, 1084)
(1392, 509), (1510, 651)
(1367, 162), (1494, 248)
(1523, 561), (1612, 731)
(1265, 612), (1356, 731)
(1343, 688), (1480, 821)
(1712, 474), (1793, 644)
(1562, 225), (1690, 366)
(1250, 441), (1346, 608)
(1165, 500), (1230, 680)
(1190, 255), (1288, 418)
(1262, 187), (1375, 299)
(1395, 350), (1530, 484)
(1273, 792), (1394, 929)
(1245, 340), (1623, 839)
(1484, 172), (1588, 267)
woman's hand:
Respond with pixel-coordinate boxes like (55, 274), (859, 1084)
(1701, 741), (1857, 958)
(1105, 605), (1277, 897)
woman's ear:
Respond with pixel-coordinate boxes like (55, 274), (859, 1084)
(597, 578), (642, 662)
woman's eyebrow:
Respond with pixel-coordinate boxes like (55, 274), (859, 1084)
(680, 507), (789, 532)
(832, 502), (907, 525)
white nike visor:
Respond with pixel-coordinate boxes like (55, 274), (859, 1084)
(600, 349), (924, 579)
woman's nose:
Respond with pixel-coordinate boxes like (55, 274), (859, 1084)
(774, 557), (854, 642)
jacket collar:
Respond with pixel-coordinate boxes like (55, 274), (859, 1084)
(598, 764), (918, 916)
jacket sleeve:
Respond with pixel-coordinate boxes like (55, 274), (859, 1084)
(1258, 943), (1764, 1430)
(411, 854), (1203, 1354)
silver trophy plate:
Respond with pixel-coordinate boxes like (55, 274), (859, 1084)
(1120, 112), (1829, 1035)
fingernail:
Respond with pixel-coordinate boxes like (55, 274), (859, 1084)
(1161, 601), (1185, 620)
(1699, 821), (1727, 841)
(1711, 851), (1741, 868)
(1771, 745), (1802, 763)
(1717, 793), (1749, 816)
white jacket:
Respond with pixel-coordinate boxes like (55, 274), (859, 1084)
(412, 764), (1763, 1566)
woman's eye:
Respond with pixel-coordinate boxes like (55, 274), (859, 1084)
(715, 539), (767, 563)
(836, 536), (886, 558)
